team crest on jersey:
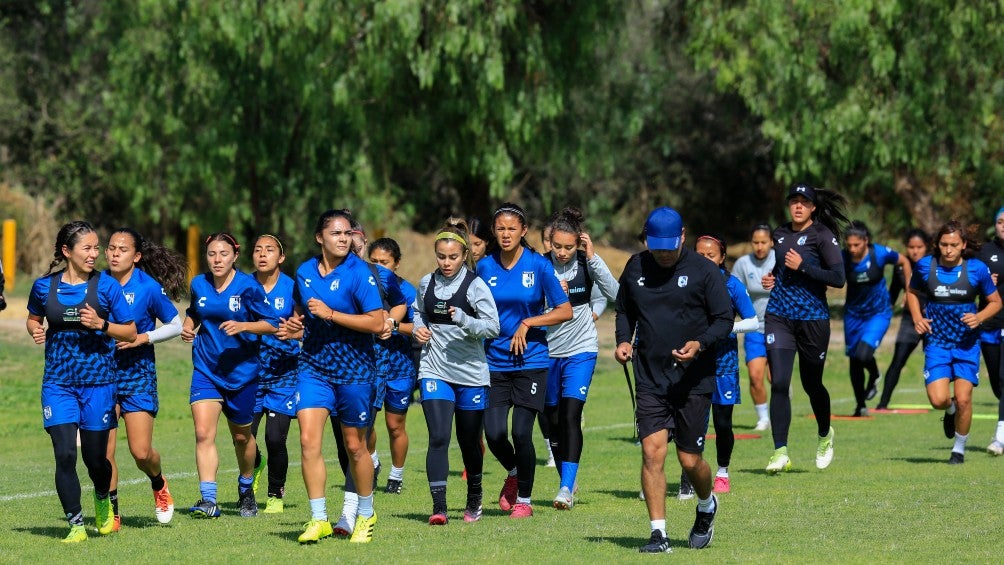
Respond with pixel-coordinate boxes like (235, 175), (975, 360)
(677, 275), (688, 288)
(124, 292), (135, 306)
(522, 271), (535, 288)
(229, 295), (241, 312)
(330, 279), (340, 292)
(274, 297), (285, 310)
(43, 405), (52, 420)
(797, 235), (807, 246)
(766, 333), (775, 344)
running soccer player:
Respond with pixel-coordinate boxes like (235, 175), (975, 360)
(104, 228), (187, 529)
(908, 221), (1001, 463)
(248, 234), (298, 514)
(615, 207), (733, 553)
(468, 216), (493, 263)
(543, 207), (619, 509)
(761, 184), (848, 473)
(877, 229), (931, 410)
(27, 221), (137, 542)
(413, 219), (500, 524)
(283, 209), (385, 544)
(182, 232), (278, 519)
(979, 207), (1004, 454)
(479, 202), (572, 519)
(842, 220), (912, 416)
(731, 224), (776, 431)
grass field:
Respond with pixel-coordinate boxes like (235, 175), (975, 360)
(2, 312), (1004, 564)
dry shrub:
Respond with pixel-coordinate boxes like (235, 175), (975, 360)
(0, 182), (62, 278)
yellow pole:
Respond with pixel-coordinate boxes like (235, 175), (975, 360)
(187, 225), (200, 279)
(2, 219), (15, 289)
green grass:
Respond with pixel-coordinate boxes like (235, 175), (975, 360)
(1, 321), (1003, 563)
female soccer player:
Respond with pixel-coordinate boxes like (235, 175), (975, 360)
(284, 209), (385, 544)
(543, 207), (619, 509)
(104, 228), (187, 529)
(842, 221), (912, 416)
(732, 224), (776, 431)
(479, 202), (572, 518)
(413, 219), (500, 524)
(27, 221), (137, 542)
(248, 234), (298, 514)
(368, 237), (418, 494)
(689, 233), (758, 495)
(761, 184), (847, 473)
(980, 208), (1004, 454)
(182, 232), (278, 519)
(468, 216), (493, 263)
(908, 220), (1001, 463)
(877, 229), (931, 410)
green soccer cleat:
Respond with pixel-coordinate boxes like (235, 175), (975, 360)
(349, 513), (377, 543)
(298, 519), (333, 543)
(816, 427), (835, 469)
(765, 447), (792, 474)
(252, 456), (267, 495)
(62, 524), (87, 543)
(94, 493), (116, 535)
(263, 496), (284, 514)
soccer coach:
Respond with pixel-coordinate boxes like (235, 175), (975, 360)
(615, 206), (734, 553)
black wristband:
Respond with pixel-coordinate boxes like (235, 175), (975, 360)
(101, 319), (110, 332)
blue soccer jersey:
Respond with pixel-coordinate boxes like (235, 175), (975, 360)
(399, 277), (417, 324)
(911, 256), (997, 349)
(294, 254), (384, 385)
(372, 264), (413, 380)
(766, 222), (845, 320)
(110, 268), (179, 395)
(844, 243), (899, 318)
(28, 271), (135, 386)
(259, 272), (299, 389)
(715, 272), (758, 377)
(478, 248), (570, 370)
(187, 270), (278, 390)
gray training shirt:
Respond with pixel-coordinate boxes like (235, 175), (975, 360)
(412, 265), (500, 387)
(546, 252), (620, 358)
(731, 249), (776, 332)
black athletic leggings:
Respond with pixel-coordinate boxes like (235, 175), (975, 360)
(768, 349), (831, 448)
(848, 342), (878, 409)
(878, 339), (922, 408)
(712, 404), (734, 468)
(48, 423), (111, 517)
(484, 405), (537, 498)
(251, 410), (292, 497)
(422, 400), (484, 487)
(981, 342), (1004, 419)
(544, 397), (586, 466)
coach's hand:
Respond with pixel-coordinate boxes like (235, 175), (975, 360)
(672, 340), (701, 363)
(615, 342), (633, 365)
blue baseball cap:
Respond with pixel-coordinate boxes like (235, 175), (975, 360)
(645, 207), (683, 251)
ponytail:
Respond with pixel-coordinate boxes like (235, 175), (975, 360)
(811, 188), (849, 238)
(112, 228), (189, 301)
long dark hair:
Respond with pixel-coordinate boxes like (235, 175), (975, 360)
(844, 220), (871, 242)
(903, 228), (932, 250)
(809, 187), (849, 238)
(750, 223), (772, 238)
(112, 228), (189, 300)
(932, 220), (981, 260)
(369, 237), (402, 263)
(313, 208), (354, 246)
(467, 216), (493, 245)
(488, 201), (534, 254)
(44, 220), (96, 276)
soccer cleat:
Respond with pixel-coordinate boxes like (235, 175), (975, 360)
(816, 427), (835, 469)
(510, 502), (533, 518)
(463, 497), (483, 523)
(372, 462), (381, 492)
(94, 493), (116, 535)
(713, 476), (730, 494)
(943, 408), (956, 439)
(545, 455), (556, 468)
(498, 475), (518, 511)
(238, 488), (258, 517)
(384, 478), (403, 494)
(154, 480), (175, 524)
(189, 499), (221, 519)
(766, 447), (792, 474)
(688, 495), (717, 549)
(754, 419), (771, 432)
(948, 451), (965, 465)
(865, 381), (879, 401)
(298, 519), (333, 543)
(677, 471), (695, 500)
(112, 515), (121, 532)
(332, 515), (354, 536)
(553, 486), (574, 510)
(349, 513), (377, 543)
(639, 489), (645, 501)
(988, 440), (1004, 456)
(252, 455), (266, 495)
(429, 512), (448, 525)
(638, 529), (672, 553)
(62, 524), (88, 543)
(852, 406), (869, 417)
(263, 496), (284, 514)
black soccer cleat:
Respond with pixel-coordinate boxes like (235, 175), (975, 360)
(948, 452), (965, 465)
(384, 478), (403, 494)
(639, 530), (672, 553)
(688, 495), (717, 549)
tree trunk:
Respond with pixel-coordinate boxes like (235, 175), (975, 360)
(893, 169), (943, 235)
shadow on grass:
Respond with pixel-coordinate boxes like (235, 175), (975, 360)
(266, 528), (306, 543)
(585, 535), (685, 551)
(615, 437), (642, 445)
(891, 457), (949, 464)
(736, 467), (810, 476)
(120, 515), (162, 529)
(12, 525), (67, 539)
(595, 489), (642, 500)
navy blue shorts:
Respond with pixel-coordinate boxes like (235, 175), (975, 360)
(190, 370), (257, 426)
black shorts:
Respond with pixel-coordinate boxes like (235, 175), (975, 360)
(489, 369), (548, 412)
(765, 314), (831, 361)
(636, 389), (711, 454)
(894, 314), (923, 346)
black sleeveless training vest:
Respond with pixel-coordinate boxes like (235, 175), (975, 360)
(423, 270), (478, 325)
(563, 250), (594, 308)
(45, 271), (107, 337)
(846, 245), (885, 288)
(926, 260), (976, 304)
